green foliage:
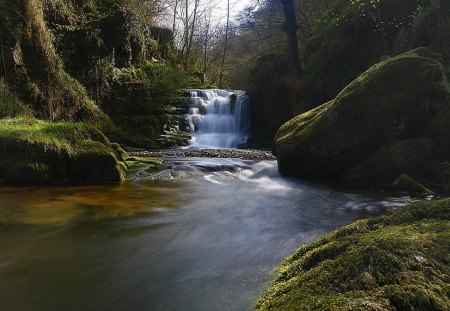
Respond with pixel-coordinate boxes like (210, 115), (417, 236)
(298, 0), (450, 107)
(301, 0), (424, 106)
(256, 199), (450, 310)
(410, 0), (450, 60)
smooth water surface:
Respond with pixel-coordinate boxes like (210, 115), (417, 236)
(0, 159), (411, 310)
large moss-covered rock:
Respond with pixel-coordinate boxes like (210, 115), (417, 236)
(274, 48), (450, 191)
(256, 199), (450, 310)
(0, 118), (125, 184)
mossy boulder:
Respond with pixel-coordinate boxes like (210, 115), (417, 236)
(0, 117), (125, 184)
(256, 199), (450, 310)
(274, 48), (450, 191)
(123, 156), (167, 179)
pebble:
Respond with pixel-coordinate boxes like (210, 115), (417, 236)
(129, 148), (276, 161)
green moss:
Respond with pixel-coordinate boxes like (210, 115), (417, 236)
(68, 140), (124, 182)
(0, 117), (124, 184)
(0, 0), (196, 148)
(124, 156), (167, 178)
(395, 174), (433, 195)
(256, 199), (450, 311)
(0, 79), (33, 118)
(111, 142), (128, 161)
(0, 117), (90, 155)
(0, 0), (102, 121)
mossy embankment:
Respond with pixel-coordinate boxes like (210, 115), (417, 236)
(256, 199), (450, 311)
(0, 117), (123, 184)
(274, 47), (450, 194)
(0, 117), (165, 184)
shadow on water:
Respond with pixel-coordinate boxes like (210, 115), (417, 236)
(0, 159), (414, 310)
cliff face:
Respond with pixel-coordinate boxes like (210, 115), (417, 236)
(0, 0), (102, 121)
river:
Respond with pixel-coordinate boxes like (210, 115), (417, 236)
(0, 158), (412, 310)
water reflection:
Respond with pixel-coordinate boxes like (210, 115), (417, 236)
(0, 183), (189, 225)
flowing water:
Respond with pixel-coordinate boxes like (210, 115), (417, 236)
(187, 90), (251, 148)
(0, 159), (412, 310)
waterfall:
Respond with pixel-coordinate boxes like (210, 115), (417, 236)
(187, 89), (251, 148)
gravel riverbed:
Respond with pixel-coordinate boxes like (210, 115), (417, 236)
(129, 148), (276, 161)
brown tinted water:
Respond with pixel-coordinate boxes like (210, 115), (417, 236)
(0, 159), (412, 310)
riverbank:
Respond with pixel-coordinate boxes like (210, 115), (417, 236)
(0, 117), (168, 185)
(129, 148), (276, 161)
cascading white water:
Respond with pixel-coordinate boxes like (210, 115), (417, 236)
(187, 89), (251, 148)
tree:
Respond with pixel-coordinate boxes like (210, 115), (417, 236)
(185, 0), (200, 69)
(218, 0), (230, 88)
(280, 0), (301, 80)
(172, 0), (179, 36)
(202, 8), (212, 73)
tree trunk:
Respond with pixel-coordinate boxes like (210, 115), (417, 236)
(280, 0), (301, 80)
(1, 20), (7, 99)
(218, 0), (230, 88)
(203, 12), (210, 74)
(182, 0), (189, 70)
(172, 0), (178, 36)
(186, 0), (200, 69)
